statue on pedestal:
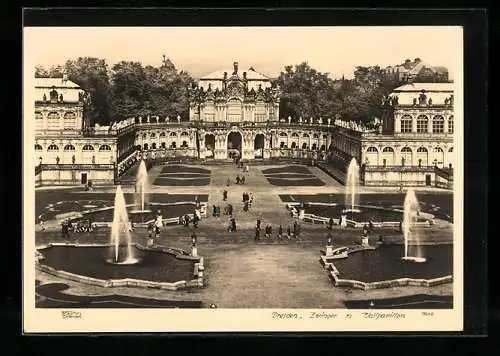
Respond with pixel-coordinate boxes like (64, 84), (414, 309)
(139, 116), (142, 124)
(310, 117), (313, 124)
(156, 116), (160, 123)
(327, 118), (331, 126)
(318, 117), (323, 125)
(299, 117), (303, 124)
(177, 115), (181, 123)
(288, 116), (291, 124)
(147, 115), (150, 123)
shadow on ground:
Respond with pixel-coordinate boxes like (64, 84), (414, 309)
(35, 280), (204, 308)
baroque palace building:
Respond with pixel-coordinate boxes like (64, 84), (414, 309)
(32, 62), (454, 189)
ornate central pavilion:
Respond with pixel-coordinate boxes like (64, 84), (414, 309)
(188, 62), (281, 159)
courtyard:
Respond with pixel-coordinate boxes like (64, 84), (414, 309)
(34, 162), (454, 309)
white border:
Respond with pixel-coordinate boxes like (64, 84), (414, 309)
(23, 26), (464, 333)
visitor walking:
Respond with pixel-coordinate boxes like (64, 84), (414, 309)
(293, 221), (299, 238)
(223, 190), (228, 201)
(216, 205), (221, 217)
(128, 220), (134, 232)
(213, 205), (217, 217)
(241, 175), (245, 184)
(328, 217), (334, 229)
(39, 218), (45, 232)
(255, 224), (261, 241)
(277, 225), (283, 240)
(183, 214), (190, 227)
(286, 226), (291, 240)
(243, 201), (249, 212)
(227, 178), (231, 186)
(193, 213), (199, 228)
(236, 175), (240, 184)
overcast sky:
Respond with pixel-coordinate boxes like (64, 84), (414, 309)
(24, 26), (461, 79)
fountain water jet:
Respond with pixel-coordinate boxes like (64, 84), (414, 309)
(130, 160), (152, 224)
(109, 185), (139, 265)
(344, 158), (361, 213)
(134, 160), (151, 212)
(402, 188), (426, 263)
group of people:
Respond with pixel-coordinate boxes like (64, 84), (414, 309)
(60, 219), (96, 238)
(242, 192), (253, 212)
(180, 208), (202, 228)
(254, 220), (301, 241)
(226, 174), (248, 186)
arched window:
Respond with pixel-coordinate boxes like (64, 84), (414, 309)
(181, 132), (189, 136)
(417, 147), (428, 153)
(171, 142), (177, 148)
(279, 132), (287, 137)
(182, 141), (188, 148)
(142, 133), (147, 139)
(320, 144), (326, 150)
(35, 144), (43, 151)
(152, 143), (157, 149)
(312, 143), (317, 150)
(313, 133), (319, 139)
(302, 143), (308, 149)
(291, 132), (299, 137)
(64, 112), (76, 120)
(400, 115), (413, 133)
(99, 145), (111, 151)
(47, 112), (59, 120)
(143, 143), (149, 150)
(367, 146), (378, 152)
(159, 132), (166, 137)
(302, 133), (309, 138)
(448, 147), (453, 152)
(35, 111), (43, 120)
(150, 133), (156, 138)
(280, 142), (285, 148)
(64, 144), (75, 151)
(169, 132), (177, 137)
(382, 147), (394, 152)
(47, 144), (59, 151)
(82, 144), (94, 151)
(63, 112), (76, 129)
(432, 115), (445, 133)
(448, 116), (454, 134)
(322, 135), (327, 140)
(401, 146), (412, 165)
(433, 147), (443, 153)
(291, 142), (297, 149)
(416, 115), (428, 133)
(161, 142), (166, 149)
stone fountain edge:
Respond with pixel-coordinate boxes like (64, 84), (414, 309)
(35, 243), (205, 290)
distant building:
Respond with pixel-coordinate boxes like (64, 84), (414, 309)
(34, 75), (135, 186)
(362, 83), (454, 188)
(383, 58), (449, 83)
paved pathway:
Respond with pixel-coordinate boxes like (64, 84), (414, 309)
(35, 163), (454, 308)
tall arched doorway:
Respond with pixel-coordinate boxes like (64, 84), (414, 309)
(204, 134), (215, 158)
(227, 131), (242, 159)
(254, 134), (265, 158)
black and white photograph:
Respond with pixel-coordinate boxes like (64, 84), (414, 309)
(23, 17), (466, 332)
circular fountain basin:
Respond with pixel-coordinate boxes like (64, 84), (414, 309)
(324, 244), (452, 289)
(36, 244), (202, 289)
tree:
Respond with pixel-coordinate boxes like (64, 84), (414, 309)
(64, 57), (113, 125)
(275, 62), (339, 120)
